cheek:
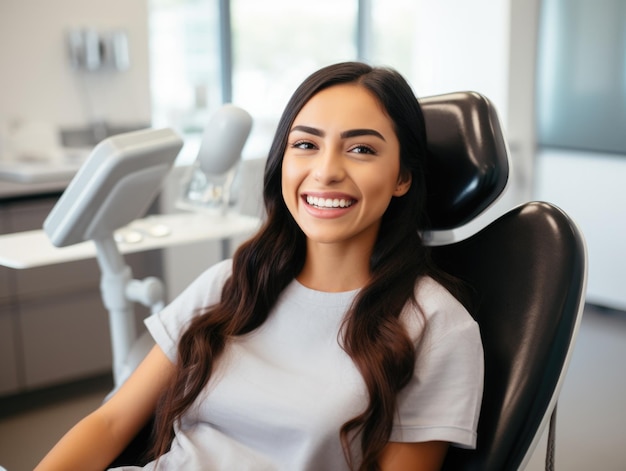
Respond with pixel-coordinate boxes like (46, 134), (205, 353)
(281, 158), (302, 206)
(363, 166), (400, 196)
(282, 154), (311, 183)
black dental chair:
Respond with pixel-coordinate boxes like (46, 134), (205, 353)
(110, 92), (587, 470)
(420, 91), (587, 471)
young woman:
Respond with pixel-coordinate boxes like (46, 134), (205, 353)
(36, 62), (484, 471)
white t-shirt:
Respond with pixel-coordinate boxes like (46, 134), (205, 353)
(112, 259), (483, 471)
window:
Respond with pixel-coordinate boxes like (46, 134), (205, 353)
(230, 0), (358, 156)
(537, 0), (626, 154)
(148, 0), (221, 133)
(148, 0), (511, 158)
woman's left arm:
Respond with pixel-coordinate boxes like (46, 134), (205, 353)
(379, 441), (449, 471)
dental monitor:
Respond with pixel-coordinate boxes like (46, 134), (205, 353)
(44, 128), (183, 247)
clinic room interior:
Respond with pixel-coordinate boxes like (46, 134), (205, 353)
(0, 0), (624, 470)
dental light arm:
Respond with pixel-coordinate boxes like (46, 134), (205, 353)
(44, 128), (183, 247)
(41, 105), (253, 388)
(43, 128), (184, 386)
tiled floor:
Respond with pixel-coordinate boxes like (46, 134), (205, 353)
(525, 304), (626, 471)
(0, 377), (112, 471)
(1, 305), (625, 470)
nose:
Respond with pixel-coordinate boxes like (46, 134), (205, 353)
(313, 147), (345, 184)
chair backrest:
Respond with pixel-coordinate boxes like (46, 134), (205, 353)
(433, 202), (586, 470)
(419, 91), (509, 232)
(420, 92), (587, 470)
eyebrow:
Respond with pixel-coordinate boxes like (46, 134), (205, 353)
(290, 125), (386, 142)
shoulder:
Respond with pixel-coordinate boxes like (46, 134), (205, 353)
(190, 258), (233, 296)
(144, 259), (233, 362)
(414, 276), (467, 314)
(393, 277), (484, 448)
(402, 276), (479, 345)
(158, 259), (233, 323)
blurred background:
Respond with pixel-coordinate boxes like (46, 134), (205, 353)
(0, 0), (624, 469)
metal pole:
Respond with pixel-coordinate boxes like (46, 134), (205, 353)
(218, 0), (233, 104)
(94, 236), (136, 387)
(356, 0), (372, 62)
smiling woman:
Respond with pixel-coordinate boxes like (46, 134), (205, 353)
(35, 63), (483, 471)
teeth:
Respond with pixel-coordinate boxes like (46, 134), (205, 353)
(306, 195), (354, 208)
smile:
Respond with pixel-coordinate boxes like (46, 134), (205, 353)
(305, 195), (355, 209)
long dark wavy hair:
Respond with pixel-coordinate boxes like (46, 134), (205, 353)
(150, 62), (463, 470)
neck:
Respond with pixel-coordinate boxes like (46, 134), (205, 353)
(297, 242), (373, 292)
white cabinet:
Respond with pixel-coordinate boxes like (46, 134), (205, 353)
(0, 194), (158, 396)
(19, 292), (111, 388)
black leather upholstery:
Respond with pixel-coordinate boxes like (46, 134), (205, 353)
(420, 92), (586, 470)
(434, 202), (586, 471)
(420, 92), (509, 230)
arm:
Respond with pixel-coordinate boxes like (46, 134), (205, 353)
(379, 441), (449, 471)
(35, 345), (175, 471)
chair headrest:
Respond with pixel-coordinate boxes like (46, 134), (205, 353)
(420, 91), (509, 231)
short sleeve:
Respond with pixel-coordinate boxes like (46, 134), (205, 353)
(390, 279), (484, 449)
(144, 259), (233, 363)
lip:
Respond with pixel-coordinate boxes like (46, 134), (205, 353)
(300, 191), (358, 218)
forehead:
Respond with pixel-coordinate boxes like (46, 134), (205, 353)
(293, 84), (394, 132)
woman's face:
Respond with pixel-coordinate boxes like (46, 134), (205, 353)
(281, 83), (411, 252)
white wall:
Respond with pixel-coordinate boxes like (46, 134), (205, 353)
(507, 0), (541, 203)
(0, 0), (151, 129)
(409, 0), (539, 212)
(411, 0), (511, 120)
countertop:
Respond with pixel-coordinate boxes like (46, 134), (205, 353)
(0, 212), (260, 269)
(0, 152), (84, 200)
(0, 134), (198, 201)
(0, 178), (71, 200)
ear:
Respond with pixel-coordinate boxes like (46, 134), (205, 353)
(393, 172), (412, 197)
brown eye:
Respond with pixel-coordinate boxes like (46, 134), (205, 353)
(350, 144), (376, 155)
(291, 140), (317, 150)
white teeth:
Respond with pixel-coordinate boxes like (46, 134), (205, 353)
(306, 195), (354, 208)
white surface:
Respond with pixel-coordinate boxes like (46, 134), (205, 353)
(0, 179), (69, 199)
(0, 147), (90, 183)
(0, 212), (260, 269)
(0, 0), (151, 126)
(0, 160), (83, 183)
